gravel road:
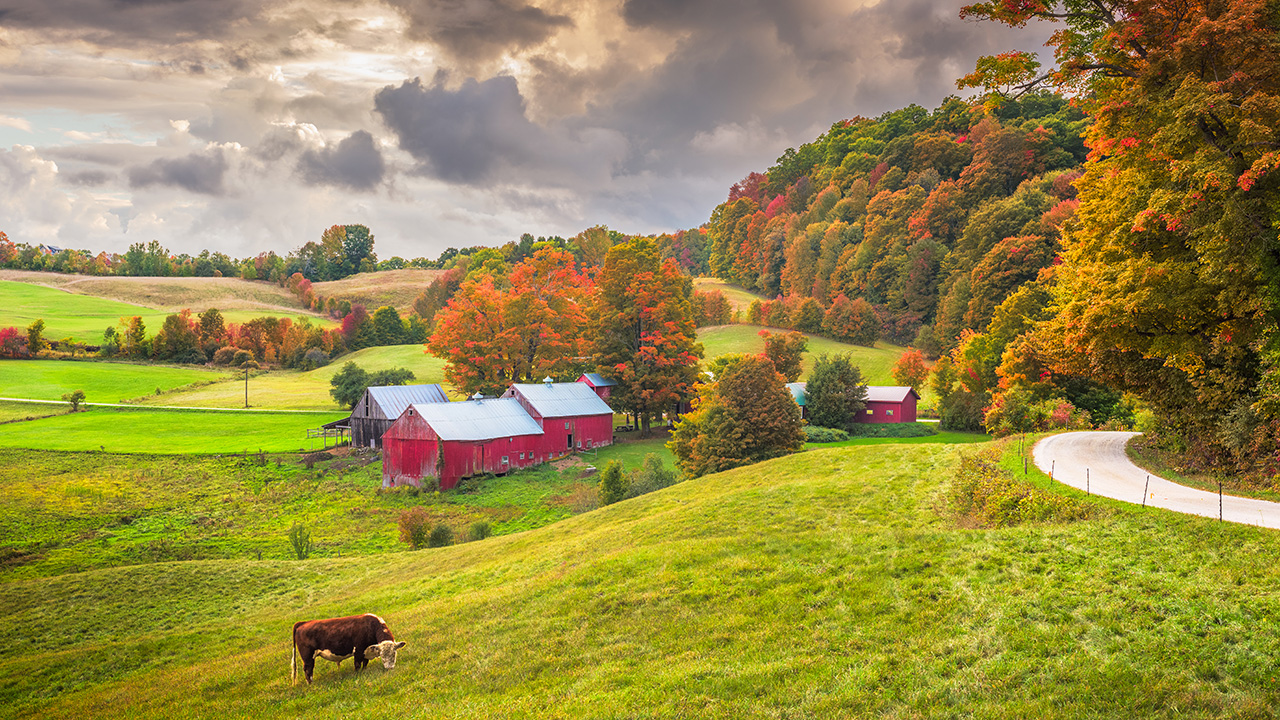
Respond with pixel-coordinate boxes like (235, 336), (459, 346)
(1032, 431), (1280, 530)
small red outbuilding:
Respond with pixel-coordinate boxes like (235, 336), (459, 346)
(859, 386), (920, 424)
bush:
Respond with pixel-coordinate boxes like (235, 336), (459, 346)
(231, 349), (254, 367)
(288, 522), (313, 560)
(598, 460), (628, 505)
(625, 454), (679, 499)
(398, 507), (431, 550)
(950, 448), (1089, 527)
(212, 346), (238, 365)
(468, 520), (492, 542)
(803, 425), (849, 443)
(846, 423), (937, 438)
(427, 523), (454, 548)
(301, 348), (330, 371)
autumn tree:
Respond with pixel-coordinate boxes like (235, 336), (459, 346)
(892, 348), (930, 391)
(503, 246), (589, 383)
(965, 0), (1280, 464)
(427, 276), (513, 396)
(152, 310), (202, 362)
(594, 238), (703, 434)
(26, 319), (46, 356)
(668, 354), (803, 478)
(759, 330), (807, 382)
(805, 354), (868, 431)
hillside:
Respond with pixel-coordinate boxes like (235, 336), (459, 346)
(698, 324), (904, 384)
(311, 268), (443, 314)
(0, 277), (335, 343)
(4, 440), (1279, 717)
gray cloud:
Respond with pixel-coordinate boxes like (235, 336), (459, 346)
(0, 0), (264, 45)
(127, 150), (228, 195)
(374, 75), (541, 183)
(384, 0), (573, 62)
(297, 129), (386, 190)
(64, 169), (114, 186)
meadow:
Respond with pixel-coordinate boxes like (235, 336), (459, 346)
(698, 323), (906, 384)
(312, 268), (442, 313)
(691, 277), (768, 312)
(3, 437), (1279, 718)
(0, 359), (228, 403)
(0, 279), (334, 343)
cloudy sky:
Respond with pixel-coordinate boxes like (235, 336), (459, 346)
(0, 0), (1050, 260)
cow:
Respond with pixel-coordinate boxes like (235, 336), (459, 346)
(291, 613), (406, 685)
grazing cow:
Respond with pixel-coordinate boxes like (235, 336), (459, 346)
(291, 613), (406, 685)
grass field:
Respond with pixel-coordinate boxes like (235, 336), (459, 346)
(0, 359), (229, 402)
(698, 324), (906, 384)
(0, 407), (344, 455)
(0, 279), (334, 343)
(0, 436), (674, 579)
(692, 277), (768, 312)
(0, 270), (307, 313)
(135, 345), (450, 410)
(312, 268), (442, 314)
(5, 436), (1280, 717)
(0, 399), (64, 424)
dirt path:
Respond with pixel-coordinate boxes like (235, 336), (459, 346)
(1033, 431), (1280, 530)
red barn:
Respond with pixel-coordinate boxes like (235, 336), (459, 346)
(381, 397), (545, 489)
(382, 382), (615, 490)
(577, 373), (618, 402)
(859, 386), (919, 424)
(503, 382), (615, 452)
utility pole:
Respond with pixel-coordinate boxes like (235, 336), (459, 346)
(244, 367), (249, 408)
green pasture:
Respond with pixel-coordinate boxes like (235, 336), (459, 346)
(692, 277), (768, 312)
(0, 359), (228, 402)
(0, 399), (64, 424)
(137, 345), (448, 410)
(5, 436), (1280, 717)
(698, 323), (906, 384)
(0, 407), (343, 455)
(0, 280), (334, 344)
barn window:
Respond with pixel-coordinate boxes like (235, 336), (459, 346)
(519, 452), (525, 460)
(564, 421), (570, 429)
(866, 409), (874, 415)
(502, 456), (509, 464)
(887, 409), (894, 416)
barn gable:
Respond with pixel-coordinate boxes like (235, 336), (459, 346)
(351, 384), (450, 448)
(505, 382), (613, 419)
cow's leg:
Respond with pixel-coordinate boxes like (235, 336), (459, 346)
(354, 645), (368, 672)
(302, 649), (317, 684)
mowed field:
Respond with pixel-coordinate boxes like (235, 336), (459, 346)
(0, 359), (229, 403)
(0, 279), (335, 343)
(0, 407), (344, 455)
(134, 345), (450, 410)
(698, 324), (905, 384)
(5, 439), (1280, 718)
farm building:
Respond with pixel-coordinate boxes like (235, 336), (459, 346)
(382, 381), (615, 489)
(503, 381), (615, 452)
(350, 384), (450, 448)
(786, 384), (920, 424)
(577, 372), (618, 401)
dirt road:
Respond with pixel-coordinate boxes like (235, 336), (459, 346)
(1032, 431), (1280, 530)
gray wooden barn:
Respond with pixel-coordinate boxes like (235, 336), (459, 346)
(351, 384), (450, 448)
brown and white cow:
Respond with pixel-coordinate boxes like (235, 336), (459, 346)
(291, 613), (406, 685)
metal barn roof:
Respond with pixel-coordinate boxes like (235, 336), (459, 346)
(367, 384), (449, 418)
(786, 382), (807, 406)
(508, 382), (614, 418)
(865, 386), (920, 403)
(580, 372), (619, 387)
(408, 398), (544, 442)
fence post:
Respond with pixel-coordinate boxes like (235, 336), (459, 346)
(1050, 460), (1055, 482)
(1219, 481), (1223, 521)
(1142, 475), (1150, 508)
(1086, 467), (1090, 496)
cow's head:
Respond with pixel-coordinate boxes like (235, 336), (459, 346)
(363, 640), (407, 669)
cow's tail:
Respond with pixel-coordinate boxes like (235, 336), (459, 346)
(291, 622), (300, 685)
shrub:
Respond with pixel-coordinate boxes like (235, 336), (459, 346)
(398, 507), (431, 550)
(427, 523), (454, 548)
(625, 454), (679, 499)
(803, 426), (849, 443)
(845, 423), (937, 439)
(212, 346), (238, 365)
(288, 522), (313, 560)
(950, 448), (1089, 527)
(598, 460), (628, 505)
(301, 348), (329, 370)
(231, 349), (254, 367)
(468, 520), (492, 542)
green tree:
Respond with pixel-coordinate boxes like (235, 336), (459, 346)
(26, 318), (46, 355)
(329, 362), (370, 408)
(668, 354), (803, 477)
(61, 389), (86, 412)
(371, 306), (407, 345)
(598, 460), (629, 505)
(288, 522), (313, 560)
(805, 354), (868, 431)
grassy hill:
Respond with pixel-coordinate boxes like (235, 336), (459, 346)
(312, 268), (442, 314)
(698, 324), (905, 384)
(3, 439), (1278, 717)
(0, 278), (334, 343)
(0, 359), (229, 403)
(692, 277), (767, 312)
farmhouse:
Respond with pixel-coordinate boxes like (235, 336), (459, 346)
(381, 381), (614, 490)
(577, 372), (618, 402)
(350, 384), (449, 448)
(786, 384), (920, 424)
